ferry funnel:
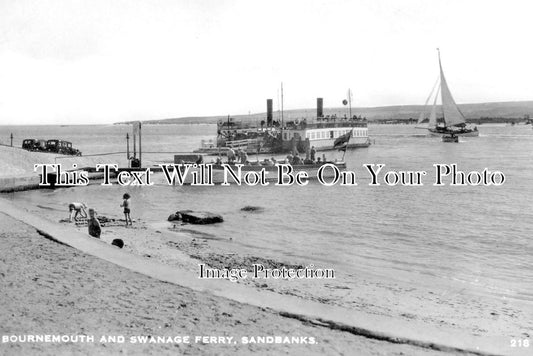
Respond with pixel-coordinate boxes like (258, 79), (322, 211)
(317, 98), (323, 118)
(267, 99), (273, 126)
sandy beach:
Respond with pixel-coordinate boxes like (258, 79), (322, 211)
(0, 212), (463, 356)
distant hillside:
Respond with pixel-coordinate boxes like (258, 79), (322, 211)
(117, 101), (533, 125)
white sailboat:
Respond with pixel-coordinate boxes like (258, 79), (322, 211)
(417, 49), (479, 137)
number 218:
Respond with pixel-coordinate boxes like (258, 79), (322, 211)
(511, 339), (530, 347)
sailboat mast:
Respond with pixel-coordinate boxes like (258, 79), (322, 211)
(348, 89), (352, 119)
(279, 83), (284, 146)
(281, 82), (284, 127)
(437, 48), (446, 127)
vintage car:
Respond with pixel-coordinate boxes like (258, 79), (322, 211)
(22, 139), (48, 151)
(46, 139), (82, 156)
(22, 139), (38, 151)
(35, 139), (47, 151)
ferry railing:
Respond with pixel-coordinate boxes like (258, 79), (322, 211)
(283, 122), (368, 130)
(225, 139), (253, 149)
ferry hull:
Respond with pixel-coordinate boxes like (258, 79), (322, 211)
(200, 120), (371, 155)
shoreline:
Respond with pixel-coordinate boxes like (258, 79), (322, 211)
(0, 197), (527, 355)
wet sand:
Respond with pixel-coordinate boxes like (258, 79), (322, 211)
(0, 213), (457, 356)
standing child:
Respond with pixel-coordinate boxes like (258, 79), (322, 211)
(120, 193), (132, 227)
(87, 208), (101, 238)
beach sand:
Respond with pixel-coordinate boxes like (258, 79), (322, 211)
(0, 213), (457, 356)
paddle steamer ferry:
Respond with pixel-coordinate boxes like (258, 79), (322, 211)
(196, 97), (370, 155)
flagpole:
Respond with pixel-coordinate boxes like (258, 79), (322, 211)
(281, 82), (284, 127)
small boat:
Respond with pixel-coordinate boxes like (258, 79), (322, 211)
(416, 49), (479, 137)
(442, 134), (459, 143)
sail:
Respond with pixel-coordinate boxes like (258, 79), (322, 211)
(428, 85), (441, 127)
(417, 77), (440, 126)
(439, 60), (466, 127)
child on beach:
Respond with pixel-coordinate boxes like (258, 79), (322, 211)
(120, 193), (132, 227)
(87, 208), (101, 238)
(68, 202), (87, 222)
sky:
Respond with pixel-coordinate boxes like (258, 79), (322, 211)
(0, 0), (531, 125)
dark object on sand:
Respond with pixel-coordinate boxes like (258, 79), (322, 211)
(168, 210), (223, 224)
(240, 206), (264, 213)
(112, 239), (124, 248)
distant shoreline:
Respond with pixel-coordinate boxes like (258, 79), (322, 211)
(115, 100), (533, 126)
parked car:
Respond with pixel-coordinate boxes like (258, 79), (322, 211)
(22, 139), (38, 151)
(46, 139), (82, 156)
(22, 139), (49, 151)
(35, 139), (47, 151)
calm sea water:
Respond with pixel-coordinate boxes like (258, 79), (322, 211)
(2, 123), (533, 303)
